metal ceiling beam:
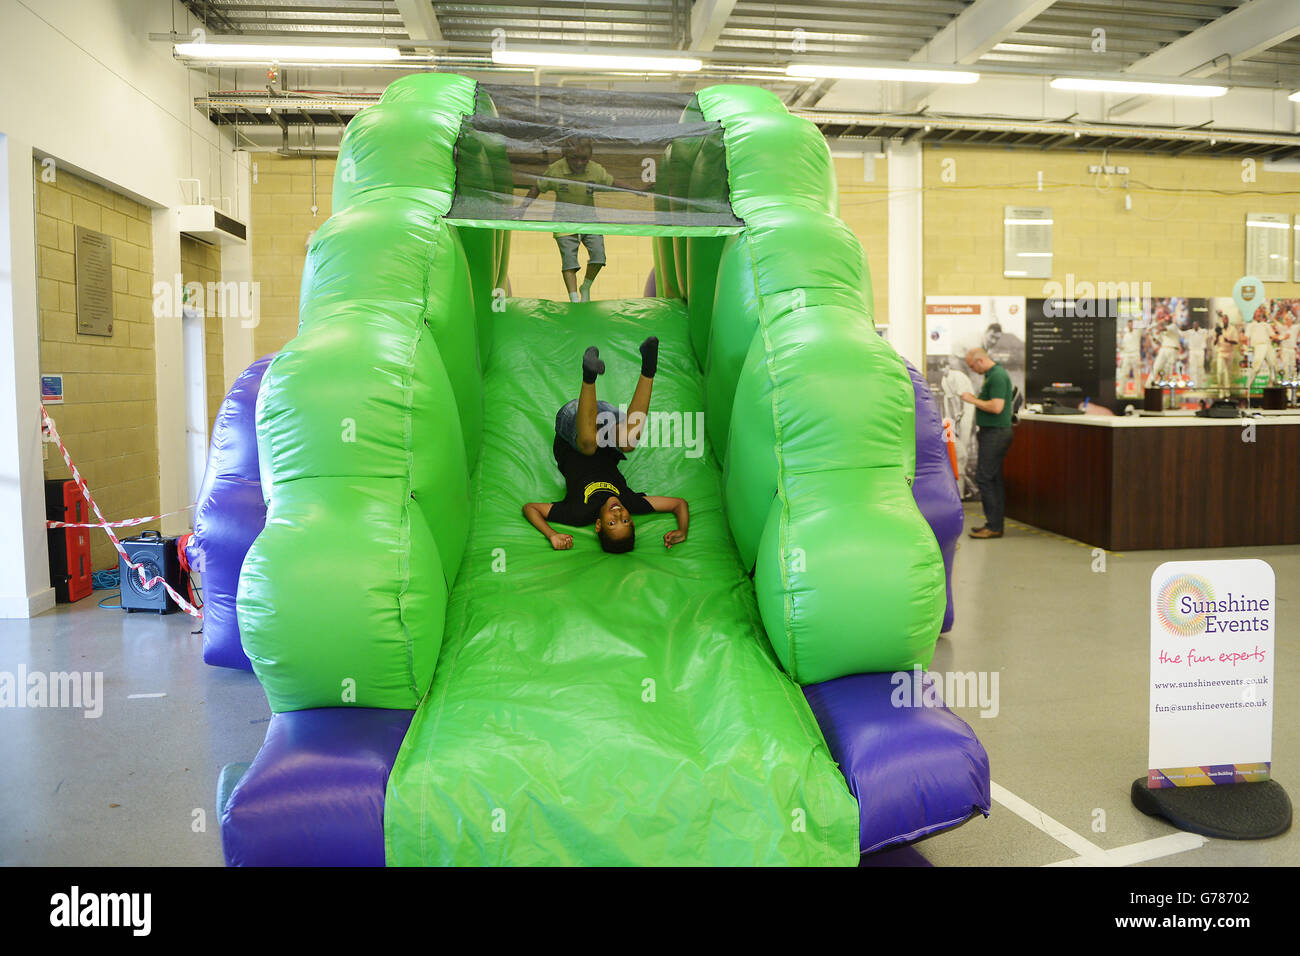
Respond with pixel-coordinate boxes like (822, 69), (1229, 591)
(917, 0), (1059, 64)
(394, 0), (443, 46)
(180, 0), (239, 35)
(209, 97), (1300, 158)
(689, 0), (740, 51)
(1132, 0), (1300, 77)
(793, 107), (1300, 151)
(1109, 0), (1300, 116)
(219, 4), (395, 15)
(892, 0), (1058, 112)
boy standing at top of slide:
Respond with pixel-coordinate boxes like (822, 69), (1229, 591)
(516, 137), (649, 303)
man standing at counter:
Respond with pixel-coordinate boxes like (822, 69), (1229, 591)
(961, 348), (1013, 540)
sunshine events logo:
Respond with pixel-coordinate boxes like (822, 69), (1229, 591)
(1156, 574), (1216, 636)
(1156, 573), (1272, 637)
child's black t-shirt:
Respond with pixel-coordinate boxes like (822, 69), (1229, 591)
(547, 436), (655, 527)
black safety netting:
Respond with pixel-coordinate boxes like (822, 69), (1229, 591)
(448, 84), (743, 235)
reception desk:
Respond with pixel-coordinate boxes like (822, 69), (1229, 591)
(1003, 411), (1300, 551)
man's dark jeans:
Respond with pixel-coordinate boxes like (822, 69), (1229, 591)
(975, 425), (1014, 533)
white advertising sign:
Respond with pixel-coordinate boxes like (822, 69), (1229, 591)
(1148, 560), (1275, 788)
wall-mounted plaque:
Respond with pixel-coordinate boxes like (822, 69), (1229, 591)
(1003, 205), (1053, 279)
(74, 226), (113, 336)
(1245, 212), (1288, 282)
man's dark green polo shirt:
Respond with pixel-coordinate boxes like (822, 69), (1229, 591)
(977, 363), (1014, 428)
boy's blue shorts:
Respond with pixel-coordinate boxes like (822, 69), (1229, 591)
(555, 399), (624, 452)
(555, 234), (606, 272)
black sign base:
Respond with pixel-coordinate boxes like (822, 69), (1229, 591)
(1130, 778), (1292, 840)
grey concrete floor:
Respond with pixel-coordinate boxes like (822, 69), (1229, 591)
(919, 504), (1299, 867)
(0, 597), (270, 865)
(1, 507), (1295, 866)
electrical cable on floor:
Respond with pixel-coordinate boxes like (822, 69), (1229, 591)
(92, 568), (119, 590)
(98, 591), (122, 609)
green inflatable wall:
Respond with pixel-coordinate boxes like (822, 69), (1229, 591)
(238, 74), (942, 715)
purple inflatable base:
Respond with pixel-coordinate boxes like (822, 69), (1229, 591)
(187, 353), (275, 671)
(220, 707), (413, 867)
(902, 357), (963, 634)
(221, 673), (989, 865)
(804, 671), (991, 856)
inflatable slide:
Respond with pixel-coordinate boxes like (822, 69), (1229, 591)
(201, 74), (988, 865)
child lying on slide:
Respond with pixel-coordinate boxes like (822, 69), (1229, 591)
(522, 337), (690, 553)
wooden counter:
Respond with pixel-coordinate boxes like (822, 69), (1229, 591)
(1003, 411), (1300, 550)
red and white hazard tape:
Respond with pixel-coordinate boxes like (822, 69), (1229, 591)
(46, 511), (191, 530)
(40, 405), (203, 619)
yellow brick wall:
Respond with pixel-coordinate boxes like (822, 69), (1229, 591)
(249, 154), (334, 357)
(922, 145), (1300, 299)
(834, 155), (890, 328)
(249, 144), (1300, 350)
(247, 152), (894, 352)
(36, 164), (159, 571)
(179, 236), (223, 438)
(505, 230), (653, 300)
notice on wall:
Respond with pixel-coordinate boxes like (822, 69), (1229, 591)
(1148, 560), (1274, 788)
(40, 374), (64, 405)
(74, 226), (114, 337)
(1003, 205), (1052, 279)
(1245, 213), (1289, 283)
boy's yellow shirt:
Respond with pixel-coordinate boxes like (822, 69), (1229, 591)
(537, 158), (615, 222)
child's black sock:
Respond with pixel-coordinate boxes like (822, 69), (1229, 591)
(639, 336), (659, 378)
(582, 346), (605, 384)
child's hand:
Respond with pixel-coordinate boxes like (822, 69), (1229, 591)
(550, 533), (573, 550)
(664, 529), (687, 548)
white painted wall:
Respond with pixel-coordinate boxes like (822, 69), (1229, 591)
(0, 0), (253, 615)
(221, 151), (256, 386)
(0, 132), (55, 618)
(0, 0), (248, 214)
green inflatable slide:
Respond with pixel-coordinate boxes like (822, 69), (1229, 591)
(236, 74), (944, 865)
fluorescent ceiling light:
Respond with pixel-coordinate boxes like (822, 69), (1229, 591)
(491, 50), (702, 72)
(1290, 91), (1300, 102)
(1051, 77), (1226, 97)
(786, 64), (978, 84)
(175, 42), (402, 61)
